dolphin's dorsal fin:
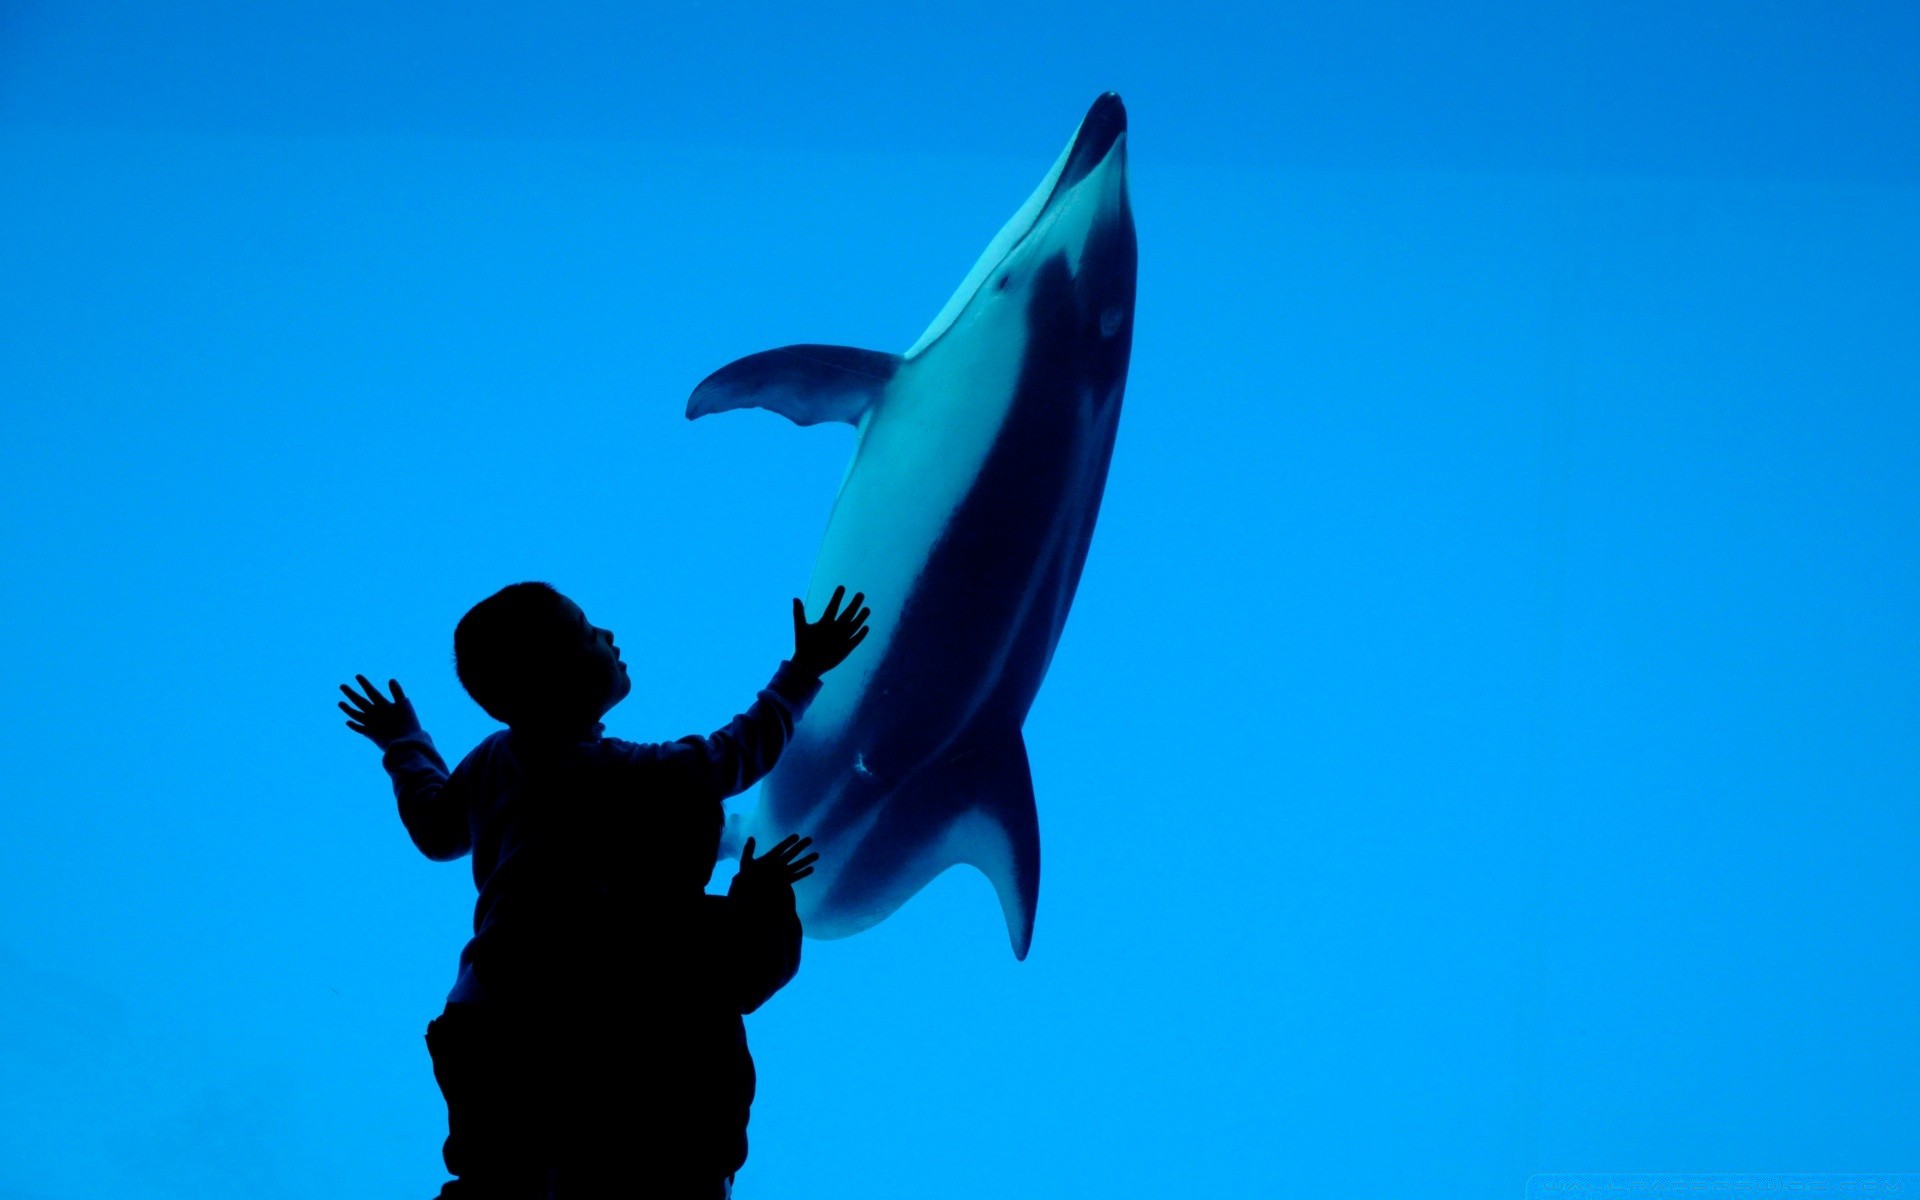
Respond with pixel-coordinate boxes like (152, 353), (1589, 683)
(940, 730), (1042, 960)
(686, 344), (902, 426)
(811, 729), (1043, 957)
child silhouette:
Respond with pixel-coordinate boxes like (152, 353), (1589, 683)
(341, 583), (867, 1198)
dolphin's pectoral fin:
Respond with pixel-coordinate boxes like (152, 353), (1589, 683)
(927, 731), (1042, 959)
(686, 344), (902, 426)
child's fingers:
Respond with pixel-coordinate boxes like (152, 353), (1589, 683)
(789, 852), (819, 872)
(846, 627), (869, 652)
(790, 866), (814, 881)
(355, 675), (386, 705)
(740, 836), (756, 864)
(822, 585), (846, 621)
(344, 720), (368, 734)
(339, 683), (369, 707)
(389, 679), (406, 702)
(837, 608), (870, 637)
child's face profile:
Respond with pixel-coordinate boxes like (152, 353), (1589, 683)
(553, 595), (630, 718)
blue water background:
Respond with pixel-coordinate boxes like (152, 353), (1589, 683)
(2, 3), (1917, 1196)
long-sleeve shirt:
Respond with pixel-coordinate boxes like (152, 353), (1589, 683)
(381, 661), (819, 1009)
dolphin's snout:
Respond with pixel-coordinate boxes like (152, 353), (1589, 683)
(1055, 93), (1128, 193)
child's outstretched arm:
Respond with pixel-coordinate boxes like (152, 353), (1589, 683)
(659, 588), (871, 798)
(339, 676), (471, 862)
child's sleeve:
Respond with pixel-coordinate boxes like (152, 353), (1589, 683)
(382, 731), (472, 862)
(656, 662), (824, 800)
(696, 877), (803, 1015)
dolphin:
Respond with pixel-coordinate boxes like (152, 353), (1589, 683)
(686, 93), (1135, 959)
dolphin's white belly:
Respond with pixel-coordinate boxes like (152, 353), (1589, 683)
(797, 332), (1027, 741)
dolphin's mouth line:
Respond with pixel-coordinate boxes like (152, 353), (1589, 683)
(967, 130), (1127, 306)
(901, 91), (1128, 363)
(1048, 91), (1128, 201)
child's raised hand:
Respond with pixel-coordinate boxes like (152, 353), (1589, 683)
(734, 834), (819, 895)
(338, 675), (423, 749)
(791, 586), (870, 676)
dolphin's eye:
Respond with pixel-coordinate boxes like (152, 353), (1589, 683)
(997, 274), (1010, 291)
(1100, 307), (1124, 337)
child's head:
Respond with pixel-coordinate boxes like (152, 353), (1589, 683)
(454, 582), (630, 732)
